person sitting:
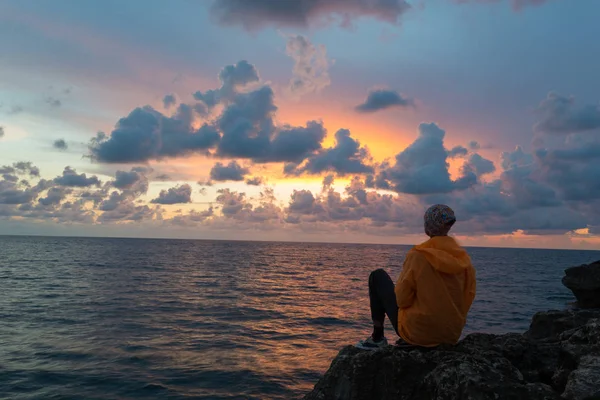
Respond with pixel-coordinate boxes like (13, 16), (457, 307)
(358, 204), (477, 349)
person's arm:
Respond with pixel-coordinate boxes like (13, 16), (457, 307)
(395, 253), (416, 309)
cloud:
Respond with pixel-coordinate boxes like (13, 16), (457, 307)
(374, 123), (477, 194)
(461, 153), (496, 177)
(285, 34), (331, 97)
(53, 139), (68, 150)
(38, 187), (72, 207)
(454, 0), (552, 11)
(170, 208), (214, 227)
(215, 188), (282, 223)
(284, 178), (423, 228)
(0, 180), (47, 205)
(468, 141), (480, 150)
(2, 162), (41, 177)
(0, 126), (4, 138)
(246, 176), (264, 186)
(163, 94), (177, 109)
(535, 142), (600, 202)
(150, 184), (193, 204)
(534, 92), (600, 134)
(112, 168), (149, 194)
(98, 190), (159, 222)
(89, 104), (221, 163)
(193, 60), (260, 109)
(216, 85), (326, 162)
(154, 174), (171, 181)
(501, 146), (533, 170)
(209, 0), (412, 31)
(288, 128), (374, 176)
(355, 89), (414, 113)
(210, 160), (250, 182)
(447, 145), (468, 159)
(45, 96), (61, 108)
(93, 61), (327, 165)
(53, 167), (101, 187)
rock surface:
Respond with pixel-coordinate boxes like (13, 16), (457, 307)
(562, 260), (600, 309)
(304, 309), (600, 400)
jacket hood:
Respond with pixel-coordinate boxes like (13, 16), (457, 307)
(412, 236), (472, 274)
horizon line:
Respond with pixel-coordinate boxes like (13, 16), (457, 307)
(1, 233), (599, 253)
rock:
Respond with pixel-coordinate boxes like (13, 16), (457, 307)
(562, 260), (600, 309)
(526, 309), (600, 341)
(304, 309), (600, 400)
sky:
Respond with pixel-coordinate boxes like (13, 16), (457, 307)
(0, 0), (599, 249)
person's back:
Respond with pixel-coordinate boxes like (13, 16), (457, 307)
(357, 204), (477, 350)
(395, 235), (476, 347)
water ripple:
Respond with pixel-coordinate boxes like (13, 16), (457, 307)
(0, 236), (599, 399)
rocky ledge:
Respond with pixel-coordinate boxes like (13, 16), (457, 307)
(305, 262), (600, 400)
(562, 260), (600, 309)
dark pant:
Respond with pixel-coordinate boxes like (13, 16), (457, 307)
(369, 269), (400, 336)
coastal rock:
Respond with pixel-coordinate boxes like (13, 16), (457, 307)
(304, 309), (600, 400)
(562, 260), (600, 309)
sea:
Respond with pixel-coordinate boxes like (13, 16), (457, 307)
(1, 235), (599, 400)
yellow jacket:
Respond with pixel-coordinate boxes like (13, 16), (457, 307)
(395, 236), (476, 347)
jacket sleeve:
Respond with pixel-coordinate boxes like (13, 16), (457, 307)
(395, 253), (417, 309)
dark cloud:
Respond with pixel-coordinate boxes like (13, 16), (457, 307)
(210, 160), (250, 182)
(285, 34), (331, 97)
(246, 176), (264, 186)
(447, 145), (468, 159)
(355, 89), (414, 113)
(210, 0), (412, 31)
(92, 61), (328, 166)
(3, 174), (19, 183)
(501, 146), (533, 170)
(53, 167), (101, 187)
(0, 126), (4, 138)
(80, 189), (109, 206)
(534, 92), (600, 134)
(170, 208), (214, 227)
(215, 188), (248, 216)
(0, 181), (39, 205)
(163, 94), (177, 109)
(113, 168), (149, 194)
(468, 141), (480, 150)
(460, 0), (552, 12)
(322, 174), (335, 189)
(4, 162), (40, 177)
(151, 184), (193, 204)
(89, 105), (221, 163)
(0, 173), (50, 205)
(193, 60), (260, 109)
(215, 188), (281, 223)
(154, 174), (171, 181)
(53, 139), (68, 150)
(98, 192), (159, 223)
(45, 96), (61, 108)
(373, 123), (477, 194)
(216, 85), (326, 162)
(289, 128), (374, 176)
(38, 187), (72, 207)
(461, 153), (496, 177)
(535, 141), (600, 202)
(284, 179), (422, 228)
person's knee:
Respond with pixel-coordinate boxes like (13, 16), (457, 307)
(369, 268), (387, 281)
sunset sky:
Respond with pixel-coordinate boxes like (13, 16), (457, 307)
(1, 0), (599, 249)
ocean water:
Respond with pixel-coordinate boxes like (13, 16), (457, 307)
(1, 236), (599, 400)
